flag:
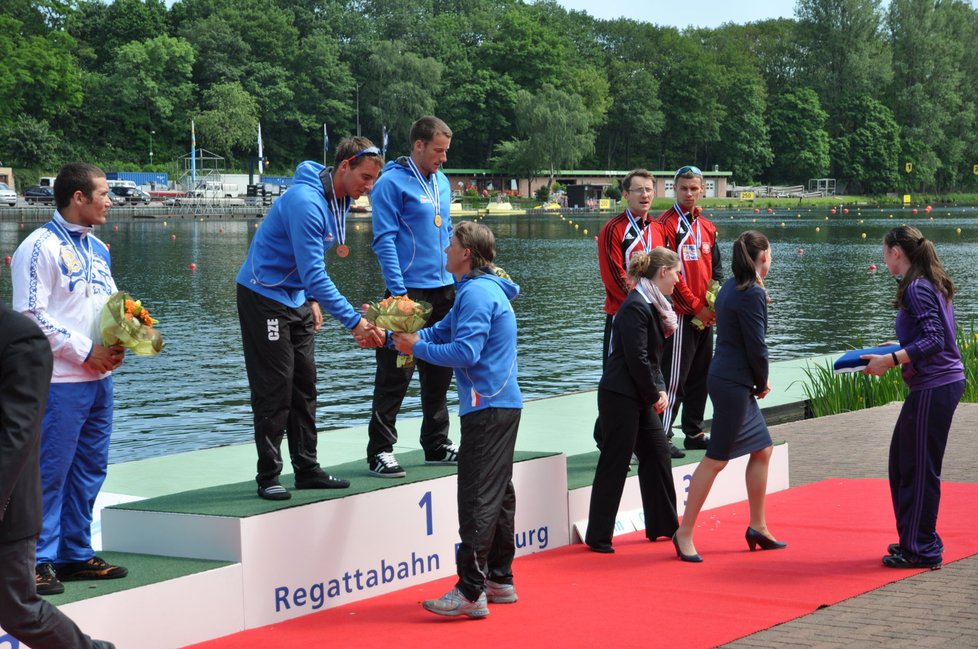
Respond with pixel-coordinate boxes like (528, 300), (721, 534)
(191, 120), (197, 186)
(257, 123), (264, 175)
(323, 124), (329, 153)
(382, 125), (389, 156)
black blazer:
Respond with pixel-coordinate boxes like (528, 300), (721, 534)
(710, 278), (769, 393)
(0, 303), (53, 542)
(599, 289), (667, 409)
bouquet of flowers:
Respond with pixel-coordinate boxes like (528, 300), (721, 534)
(362, 295), (432, 367)
(691, 279), (721, 330)
(100, 291), (164, 355)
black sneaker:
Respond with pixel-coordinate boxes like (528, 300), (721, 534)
(257, 482), (291, 500)
(36, 562), (65, 595)
(425, 442), (459, 464)
(668, 442), (686, 459)
(683, 433), (710, 450)
(882, 553), (942, 570)
(57, 556), (128, 581)
(294, 470), (350, 489)
(369, 451), (406, 478)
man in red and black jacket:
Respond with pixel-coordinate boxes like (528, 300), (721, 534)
(652, 166), (723, 458)
(595, 169), (657, 447)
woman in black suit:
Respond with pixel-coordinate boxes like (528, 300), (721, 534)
(672, 230), (785, 562)
(586, 247), (682, 553)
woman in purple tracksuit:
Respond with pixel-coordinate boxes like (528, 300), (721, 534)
(862, 225), (965, 570)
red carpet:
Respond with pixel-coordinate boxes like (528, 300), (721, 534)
(186, 479), (978, 649)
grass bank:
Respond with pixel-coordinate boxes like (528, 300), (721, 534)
(801, 324), (978, 417)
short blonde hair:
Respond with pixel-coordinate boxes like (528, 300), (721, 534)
(453, 221), (496, 269)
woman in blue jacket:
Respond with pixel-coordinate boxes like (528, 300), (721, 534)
(673, 230), (785, 562)
(393, 221), (522, 618)
(585, 247), (682, 553)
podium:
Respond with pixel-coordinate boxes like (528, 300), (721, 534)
(45, 451), (567, 648)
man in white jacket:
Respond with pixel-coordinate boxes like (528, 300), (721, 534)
(11, 163), (128, 597)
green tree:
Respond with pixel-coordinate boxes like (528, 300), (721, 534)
(68, 0), (168, 70)
(194, 82), (259, 164)
(0, 16), (82, 128)
(439, 64), (520, 167)
(3, 115), (59, 168)
(655, 30), (725, 165)
(832, 95), (900, 193)
(596, 62), (664, 169)
(511, 84), (596, 189)
(358, 40), (442, 158)
(795, 0), (891, 122)
(767, 88), (830, 183)
(483, 6), (568, 91)
(97, 35), (196, 163)
(714, 73), (773, 184)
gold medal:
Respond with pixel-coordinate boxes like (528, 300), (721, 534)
(434, 214), (442, 227)
(336, 244), (350, 258)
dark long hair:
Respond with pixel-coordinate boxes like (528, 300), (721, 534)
(731, 230), (769, 291)
(885, 225), (954, 309)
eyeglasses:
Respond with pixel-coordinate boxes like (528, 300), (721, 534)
(345, 146), (381, 162)
(674, 165), (703, 178)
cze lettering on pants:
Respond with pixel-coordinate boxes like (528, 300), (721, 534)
(266, 318), (279, 341)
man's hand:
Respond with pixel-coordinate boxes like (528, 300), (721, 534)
(695, 306), (715, 327)
(85, 344), (125, 372)
(310, 301), (323, 332)
(352, 318), (385, 348)
(392, 332), (419, 355)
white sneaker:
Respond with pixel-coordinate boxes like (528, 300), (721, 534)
(422, 587), (489, 617)
(368, 451), (406, 478)
(485, 580), (518, 603)
(425, 442), (459, 465)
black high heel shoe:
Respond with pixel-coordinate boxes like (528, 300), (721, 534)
(746, 527), (787, 552)
(672, 533), (703, 563)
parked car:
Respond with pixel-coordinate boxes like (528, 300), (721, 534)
(25, 186), (56, 205)
(109, 192), (127, 207)
(0, 182), (16, 207)
(110, 186), (152, 204)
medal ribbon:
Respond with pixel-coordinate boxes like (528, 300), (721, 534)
(327, 184), (351, 248)
(673, 202), (701, 276)
(50, 215), (94, 297)
(407, 157), (440, 220)
(624, 208), (652, 253)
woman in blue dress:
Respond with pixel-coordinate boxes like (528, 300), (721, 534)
(672, 231), (785, 562)
(861, 225), (964, 570)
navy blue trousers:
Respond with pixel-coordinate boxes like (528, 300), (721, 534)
(889, 380), (964, 563)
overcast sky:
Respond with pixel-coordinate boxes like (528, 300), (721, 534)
(553, 0), (799, 29)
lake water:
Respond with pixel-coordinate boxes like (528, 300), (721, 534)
(1, 207), (975, 463)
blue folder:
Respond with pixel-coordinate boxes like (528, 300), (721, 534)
(833, 344), (901, 374)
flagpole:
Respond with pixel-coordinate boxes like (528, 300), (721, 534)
(191, 120), (197, 188)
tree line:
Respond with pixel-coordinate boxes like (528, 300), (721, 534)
(2, 0), (977, 194)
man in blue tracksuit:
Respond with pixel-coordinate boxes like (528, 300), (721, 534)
(11, 163), (128, 597)
(237, 137), (385, 501)
(368, 116), (458, 477)
(393, 221), (522, 618)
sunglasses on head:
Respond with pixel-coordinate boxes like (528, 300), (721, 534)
(675, 165), (703, 178)
(345, 146), (381, 162)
